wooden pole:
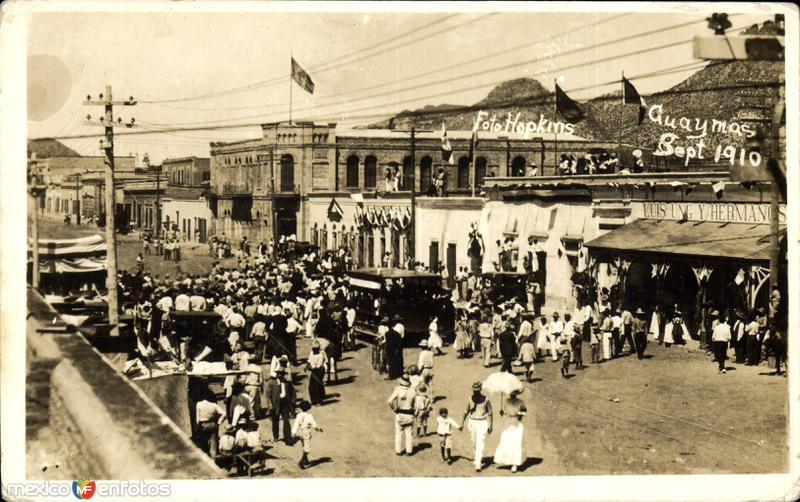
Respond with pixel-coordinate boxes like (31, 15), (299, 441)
(618, 72), (625, 173)
(768, 86), (781, 310)
(410, 126), (416, 262)
(29, 158), (40, 289)
(271, 149), (278, 258)
(103, 85), (120, 335)
(554, 79), (559, 175)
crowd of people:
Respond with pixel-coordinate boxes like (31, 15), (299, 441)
(110, 227), (786, 476)
(557, 151), (646, 176)
(141, 225), (185, 262)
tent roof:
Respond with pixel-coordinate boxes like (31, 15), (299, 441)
(584, 218), (784, 262)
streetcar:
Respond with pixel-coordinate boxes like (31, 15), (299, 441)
(346, 268), (455, 345)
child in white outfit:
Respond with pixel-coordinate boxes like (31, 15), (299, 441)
(292, 401), (323, 469)
(436, 407), (462, 464)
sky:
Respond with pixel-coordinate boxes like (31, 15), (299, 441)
(26, 6), (770, 163)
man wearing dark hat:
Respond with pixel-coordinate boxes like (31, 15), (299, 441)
(462, 382), (493, 472)
(384, 316), (405, 380)
(263, 368), (296, 443)
(745, 310), (762, 366)
(498, 321), (516, 373)
(632, 308), (648, 360)
(732, 309), (748, 364)
(386, 372), (416, 456)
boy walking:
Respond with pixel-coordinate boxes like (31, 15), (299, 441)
(518, 336), (536, 382)
(414, 383), (432, 438)
(436, 408), (462, 464)
(570, 327), (584, 370)
(590, 321), (602, 363)
(292, 400), (323, 469)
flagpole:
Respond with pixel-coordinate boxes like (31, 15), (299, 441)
(554, 79), (559, 175)
(289, 56), (293, 124)
(618, 71), (625, 173)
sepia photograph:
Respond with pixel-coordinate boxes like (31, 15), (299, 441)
(2, 1), (798, 500)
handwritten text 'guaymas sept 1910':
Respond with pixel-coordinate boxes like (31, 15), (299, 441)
(649, 104), (762, 168)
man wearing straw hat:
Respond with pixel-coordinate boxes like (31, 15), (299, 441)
(387, 372), (417, 456)
(462, 382), (494, 472)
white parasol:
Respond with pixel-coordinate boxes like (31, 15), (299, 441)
(482, 371), (523, 395)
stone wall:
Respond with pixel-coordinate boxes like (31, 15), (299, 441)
(26, 289), (223, 480)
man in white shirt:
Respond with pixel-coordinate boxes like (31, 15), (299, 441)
(549, 312), (564, 362)
(189, 293), (207, 312)
(745, 313), (761, 366)
(226, 308), (246, 330)
(155, 294), (174, 313)
(711, 316), (732, 373)
(517, 315), (533, 345)
(285, 309), (303, 364)
(611, 310), (623, 356)
(174, 291), (191, 312)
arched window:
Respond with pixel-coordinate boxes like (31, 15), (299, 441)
(457, 156), (470, 189)
(475, 157), (488, 188)
(364, 155), (377, 189)
(420, 156), (434, 193)
(280, 154), (294, 191)
(346, 155), (359, 188)
(401, 156), (413, 191)
(511, 156), (526, 177)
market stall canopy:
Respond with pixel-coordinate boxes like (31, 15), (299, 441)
(28, 235), (107, 274)
(30, 234), (107, 257)
(584, 218), (785, 262)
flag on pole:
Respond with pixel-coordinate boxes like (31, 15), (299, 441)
(291, 57), (315, 94)
(712, 181), (726, 199)
(555, 84), (585, 124)
(441, 123), (455, 165)
(622, 76), (647, 125)
(468, 130), (479, 163)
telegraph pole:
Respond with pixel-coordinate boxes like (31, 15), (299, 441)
(270, 149), (278, 257)
(71, 172), (82, 225)
(155, 165), (162, 236)
(28, 154), (42, 289)
(84, 86), (137, 335)
(392, 126), (432, 264)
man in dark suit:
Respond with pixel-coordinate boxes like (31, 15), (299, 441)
(270, 302), (289, 358)
(384, 320), (404, 380)
(263, 369), (295, 443)
(498, 321), (516, 373)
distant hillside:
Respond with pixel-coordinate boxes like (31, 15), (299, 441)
(28, 138), (80, 158)
(366, 60), (784, 153)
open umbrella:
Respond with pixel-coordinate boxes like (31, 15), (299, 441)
(482, 371), (523, 395)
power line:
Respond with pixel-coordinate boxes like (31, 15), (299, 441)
(145, 12), (631, 113)
(139, 13), (465, 104)
(37, 62), (763, 143)
(137, 30), (715, 130)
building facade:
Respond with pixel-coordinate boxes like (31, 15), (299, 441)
(162, 156), (211, 187)
(37, 156), (137, 222)
(208, 121), (615, 244)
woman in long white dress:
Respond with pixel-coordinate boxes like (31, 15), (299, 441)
(427, 317), (444, 355)
(493, 388), (527, 473)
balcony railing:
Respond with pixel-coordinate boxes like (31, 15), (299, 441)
(222, 183), (252, 195)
